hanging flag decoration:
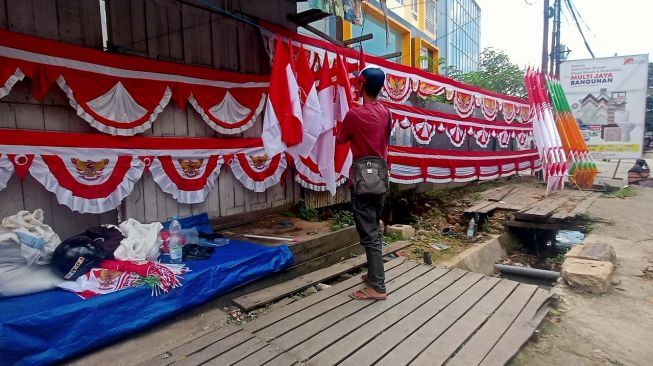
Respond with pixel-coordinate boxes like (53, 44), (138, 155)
(384, 73), (413, 103)
(524, 68), (568, 195)
(260, 22), (532, 124)
(0, 130), (272, 213)
(384, 102), (533, 149)
(546, 75), (598, 188)
(388, 146), (541, 184)
(229, 153), (288, 193)
(148, 155), (224, 204)
(294, 53), (354, 194)
(0, 154), (16, 190)
(286, 45), (324, 159)
(261, 38), (304, 156)
(0, 29), (268, 136)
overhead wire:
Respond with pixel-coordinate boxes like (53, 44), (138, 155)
(563, 0), (595, 58)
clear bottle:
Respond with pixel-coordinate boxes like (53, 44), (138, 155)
(168, 219), (183, 263)
(466, 216), (476, 238)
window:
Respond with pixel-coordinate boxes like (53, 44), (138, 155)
(352, 15), (403, 58)
(425, 0), (435, 34)
(420, 47), (429, 70)
(411, 0), (418, 19)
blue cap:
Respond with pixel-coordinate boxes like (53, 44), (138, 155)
(354, 67), (385, 89)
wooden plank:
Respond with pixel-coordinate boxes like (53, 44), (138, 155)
(569, 193), (599, 217)
(0, 103), (17, 128)
(175, 329), (254, 366)
(139, 324), (241, 366)
(210, 14), (239, 71)
(6, 0), (37, 36)
(0, 176), (25, 220)
(34, 0), (59, 41)
(78, 0), (104, 48)
(253, 261), (418, 340)
(232, 241), (413, 311)
(202, 337), (266, 366)
(505, 221), (585, 232)
(310, 270), (480, 366)
(181, 3), (212, 66)
(243, 257), (406, 333)
(260, 263), (431, 348)
(479, 288), (553, 366)
(410, 280), (519, 366)
(286, 267), (454, 362)
(371, 277), (502, 366)
(0, 0), (7, 28)
(231, 344), (296, 366)
(447, 284), (538, 366)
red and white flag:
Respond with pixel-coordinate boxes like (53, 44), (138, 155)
(262, 38), (303, 157)
(287, 45), (324, 158)
(313, 54), (338, 194)
(333, 54), (353, 186)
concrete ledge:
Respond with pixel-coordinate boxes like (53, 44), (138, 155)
(443, 233), (509, 275)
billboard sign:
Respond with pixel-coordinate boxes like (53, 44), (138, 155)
(559, 54), (649, 159)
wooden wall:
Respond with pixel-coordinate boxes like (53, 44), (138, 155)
(0, 0), (299, 239)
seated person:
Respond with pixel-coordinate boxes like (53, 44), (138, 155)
(628, 159), (652, 186)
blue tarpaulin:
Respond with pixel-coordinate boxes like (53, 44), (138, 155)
(0, 241), (293, 366)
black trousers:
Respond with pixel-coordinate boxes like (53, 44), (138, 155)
(351, 192), (386, 293)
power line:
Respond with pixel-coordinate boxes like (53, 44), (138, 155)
(568, 0), (599, 40)
(564, 0), (595, 58)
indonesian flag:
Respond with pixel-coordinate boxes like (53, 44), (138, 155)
(314, 54), (337, 195)
(287, 45), (324, 158)
(262, 38), (303, 157)
(334, 54), (353, 184)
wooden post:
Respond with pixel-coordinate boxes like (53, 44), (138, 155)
(612, 159), (622, 179)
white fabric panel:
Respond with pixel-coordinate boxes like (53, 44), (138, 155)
(86, 81), (147, 122)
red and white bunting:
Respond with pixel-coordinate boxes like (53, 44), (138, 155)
(388, 146), (542, 184)
(259, 23), (532, 124)
(385, 102), (533, 148)
(0, 154), (14, 190)
(0, 130), (266, 213)
(229, 153), (288, 193)
(502, 102), (517, 123)
(383, 73), (413, 103)
(148, 156), (224, 204)
(0, 29), (268, 136)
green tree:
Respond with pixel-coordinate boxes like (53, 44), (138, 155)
(447, 48), (527, 99)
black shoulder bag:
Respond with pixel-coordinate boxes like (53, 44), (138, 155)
(350, 109), (391, 195)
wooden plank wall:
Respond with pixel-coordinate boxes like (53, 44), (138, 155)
(106, 0), (299, 223)
(0, 0), (117, 240)
(0, 0), (299, 238)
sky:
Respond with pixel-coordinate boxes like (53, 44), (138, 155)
(475, 0), (653, 69)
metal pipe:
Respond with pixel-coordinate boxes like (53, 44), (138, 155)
(494, 264), (560, 280)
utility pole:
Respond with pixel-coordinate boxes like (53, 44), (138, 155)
(553, 0), (562, 75)
(541, 0), (550, 72)
(547, 0), (562, 75)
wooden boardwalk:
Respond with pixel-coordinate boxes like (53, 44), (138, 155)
(143, 258), (553, 366)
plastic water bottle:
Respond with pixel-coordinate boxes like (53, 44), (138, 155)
(466, 216), (476, 238)
(169, 220), (183, 263)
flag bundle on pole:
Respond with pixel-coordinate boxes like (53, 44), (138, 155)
(545, 75), (598, 188)
(524, 68), (568, 196)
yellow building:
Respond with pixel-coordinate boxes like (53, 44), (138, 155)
(341, 0), (440, 72)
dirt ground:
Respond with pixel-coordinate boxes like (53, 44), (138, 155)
(511, 185), (653, 366)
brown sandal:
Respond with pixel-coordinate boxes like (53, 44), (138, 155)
(350, 287), (387, 300)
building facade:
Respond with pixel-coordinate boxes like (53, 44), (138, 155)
(299, 0), (440, 72)
(436, 0), (481, 74)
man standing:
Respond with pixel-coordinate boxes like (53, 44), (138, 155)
(337, 67), (390, 300)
